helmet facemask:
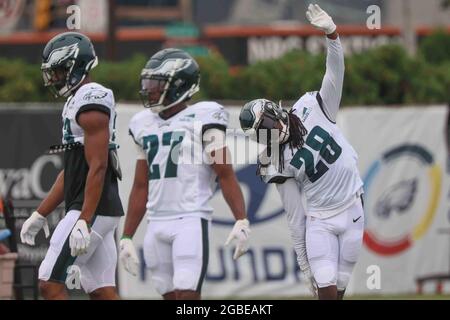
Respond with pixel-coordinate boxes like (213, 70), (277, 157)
(42, 61), (73, 97)
(256, 103), (290, 145)
(139, 77), (169, 109)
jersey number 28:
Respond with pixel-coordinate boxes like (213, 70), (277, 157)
(290, 125), (342, 183)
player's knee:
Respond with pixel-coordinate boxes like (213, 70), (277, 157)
(313, 265), (337, 288)
(39, 281), (51, 297)
(337, 271), (351, 291)
(89, 289), (103, 300)
(39, 280), (64, 299)
(176, 290), (200, 300)
(89, 287), (119, 300)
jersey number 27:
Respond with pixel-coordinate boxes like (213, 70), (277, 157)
(143, 131), (185, 180)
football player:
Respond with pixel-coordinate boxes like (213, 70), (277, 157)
(239, 4), (364, 300)
(119, 48), (250, 300)
(20, 32), (124, 299)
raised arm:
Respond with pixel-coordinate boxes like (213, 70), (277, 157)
(306, 4), (344, 122)
(319, 35), (344, 122)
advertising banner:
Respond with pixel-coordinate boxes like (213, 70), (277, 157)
(341, 106), (450, 295)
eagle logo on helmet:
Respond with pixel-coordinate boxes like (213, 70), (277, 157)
(141, 58), (193, 78)
(44, 43), (79, 68)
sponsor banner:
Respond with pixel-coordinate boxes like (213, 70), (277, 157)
(340, 106), (450, 295)
(247, 34), (401, 64)
(0, 108), (65, 265)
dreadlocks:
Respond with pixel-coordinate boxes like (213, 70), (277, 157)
(275, 109), (308, 174)
(287, 110), (308, 150)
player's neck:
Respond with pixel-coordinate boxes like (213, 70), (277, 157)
(159, 103), (187, 120)
(73, 76), (92, 95)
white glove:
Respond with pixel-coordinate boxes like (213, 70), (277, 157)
(20, 211), (50, 246)
(225, 219), (250, 260)
(119, 238), (139, 276)
(306, 4), (336, 35)
(69, 219), (91, 257)
(302, 267), (318, 298)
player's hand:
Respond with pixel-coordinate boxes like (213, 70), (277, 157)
(303, 267), (318, 297)
(20, 211), (50, 246)
(256, 148), (271, 176)
(225, 219), (250, 260)
(119, 238), (139, 276)
(306, 4), (336, 35)
(69, 219), (90, 257)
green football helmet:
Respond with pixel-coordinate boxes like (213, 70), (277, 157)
(41, 32), (98, 98)
(139, 48), (200, 113)
(239, 99), (290, 144)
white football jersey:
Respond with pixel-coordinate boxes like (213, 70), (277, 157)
(268, 92), (363, 218)
(129, 101), (229, 220)
(61, 82), (118, 147)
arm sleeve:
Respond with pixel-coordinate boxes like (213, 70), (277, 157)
(318, 36), (345, 122)
(276, 179), (310, 272)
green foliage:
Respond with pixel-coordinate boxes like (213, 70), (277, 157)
(195, 52), (234, 100)
(92, 54), (147, 101)
(0, 58), (50, 102)
(418, 30), (450, 65)
(233, 50), (324, 101)
(0, 31), (449, 105)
